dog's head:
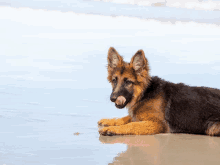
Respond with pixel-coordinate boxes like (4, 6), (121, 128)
(107, 47), (151, 109)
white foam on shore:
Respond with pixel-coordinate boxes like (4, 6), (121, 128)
(94, 0), (220, 11)
(1, 6), (220, 33)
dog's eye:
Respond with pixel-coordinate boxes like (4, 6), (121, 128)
(112, 77), (117, 83)
(125, 80), (132, 85)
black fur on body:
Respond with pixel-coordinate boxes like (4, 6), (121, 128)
(142, 76), (220, 136)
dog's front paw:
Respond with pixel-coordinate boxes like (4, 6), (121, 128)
(98, 119), (116, 126)
(99, 126), (121, 136)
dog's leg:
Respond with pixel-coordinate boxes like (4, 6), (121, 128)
(99, 120), (165, 136)
(98, 116), (132, 126)
(206, 121), (220, 136)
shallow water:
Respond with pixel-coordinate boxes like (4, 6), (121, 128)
(1, 0), (220, 164)
(0, 87), (127, 164)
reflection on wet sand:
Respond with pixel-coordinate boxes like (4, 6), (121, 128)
(99, 134), (220, 165)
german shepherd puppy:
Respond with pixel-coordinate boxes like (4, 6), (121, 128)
(98, 47), (220, 136)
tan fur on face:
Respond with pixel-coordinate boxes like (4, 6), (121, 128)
(111, 69), (135, 93)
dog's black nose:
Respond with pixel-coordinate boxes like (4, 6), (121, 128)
(110, 93), (117, 102)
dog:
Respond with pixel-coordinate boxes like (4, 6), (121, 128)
(98, 47), (220, 136)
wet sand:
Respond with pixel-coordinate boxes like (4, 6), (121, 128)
(100, 134), (220, 165)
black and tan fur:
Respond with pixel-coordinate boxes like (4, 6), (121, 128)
(98, 47), (220, 136)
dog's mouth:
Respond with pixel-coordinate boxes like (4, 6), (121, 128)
(114, 96), (129, 109)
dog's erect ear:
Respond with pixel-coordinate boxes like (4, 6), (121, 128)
(130, 50), (149, 72)
(107, 47), (123, 69)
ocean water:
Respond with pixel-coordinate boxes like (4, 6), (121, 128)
(1, 0), (220, 164)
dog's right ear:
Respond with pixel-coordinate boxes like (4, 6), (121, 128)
(107, 47), (123, 70)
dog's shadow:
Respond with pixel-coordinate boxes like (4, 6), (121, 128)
(99, 134), (218, 165)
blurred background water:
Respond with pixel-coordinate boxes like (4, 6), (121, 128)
(0, 0), (220, 164)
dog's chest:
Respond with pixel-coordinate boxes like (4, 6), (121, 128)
(129, 94), (167, 122)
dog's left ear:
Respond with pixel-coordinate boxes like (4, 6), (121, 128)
(130, 50), (149, 72)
